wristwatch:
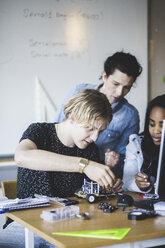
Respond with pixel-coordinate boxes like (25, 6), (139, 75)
(79, 158), (89, 173)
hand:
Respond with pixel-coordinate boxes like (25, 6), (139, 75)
(84, 161), (115, 188)
(105, 148), (119, 168)
(135, 172), (150, 191)
(112, 178), (123, 193)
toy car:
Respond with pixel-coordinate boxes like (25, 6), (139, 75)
(75, 179), (115, 203)
(103, 205), (117, 213)
(97, 202), (117, 213)
(97, 202), (111, 210)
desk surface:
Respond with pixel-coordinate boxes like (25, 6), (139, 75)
(6, 194), (165, 248)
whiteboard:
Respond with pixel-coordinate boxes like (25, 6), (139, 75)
(0, 0), (147, 154)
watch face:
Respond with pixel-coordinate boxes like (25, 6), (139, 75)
(79, 159), (88, 173)
(81, 159), (87, 165)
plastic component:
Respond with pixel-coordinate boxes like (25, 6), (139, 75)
(40, 205), (80, 222)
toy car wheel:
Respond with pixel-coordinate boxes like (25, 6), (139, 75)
(97, 202), (104, 209)
(86, 194), (97, 203)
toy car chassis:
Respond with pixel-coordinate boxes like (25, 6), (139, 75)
(75, 179), (115, 203)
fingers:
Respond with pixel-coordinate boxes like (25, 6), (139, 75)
(136, 181), (150, 190)
(138, 172), (148, 179)
(112, 179), (123, 193)
(84, 162), (116, 188)
(136, 173), (150, 190)
(105, 150), (119, 159)
(136, 172), (149, 182)
(98, 177), (112, 188)
(105, 150), (119, 168)
(98, 168), (115, 188)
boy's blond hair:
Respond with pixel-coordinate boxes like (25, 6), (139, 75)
(64, 89), (112, 125)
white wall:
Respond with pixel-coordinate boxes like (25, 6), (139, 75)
(0, 0), (148, 154)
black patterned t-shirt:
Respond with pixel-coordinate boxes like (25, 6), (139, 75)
(17, 123), (100, 198)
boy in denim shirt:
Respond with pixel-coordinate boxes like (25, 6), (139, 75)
(55, 51), (142, 178)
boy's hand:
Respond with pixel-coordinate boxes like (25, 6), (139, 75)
(112, 178), (123, 193)
(105, 148), (119, 168)
(84, 162), (115, 188)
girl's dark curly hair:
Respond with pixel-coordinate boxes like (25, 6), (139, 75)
(141, 94), (165, 176)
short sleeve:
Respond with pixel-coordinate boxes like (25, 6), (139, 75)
(19, 123), (48, 149)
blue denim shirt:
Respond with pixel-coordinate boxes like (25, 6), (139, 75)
(55, 83), (140, 178)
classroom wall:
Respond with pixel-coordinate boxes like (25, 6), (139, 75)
(148, 0), (165, 99)
(0, 0), (148, 154)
